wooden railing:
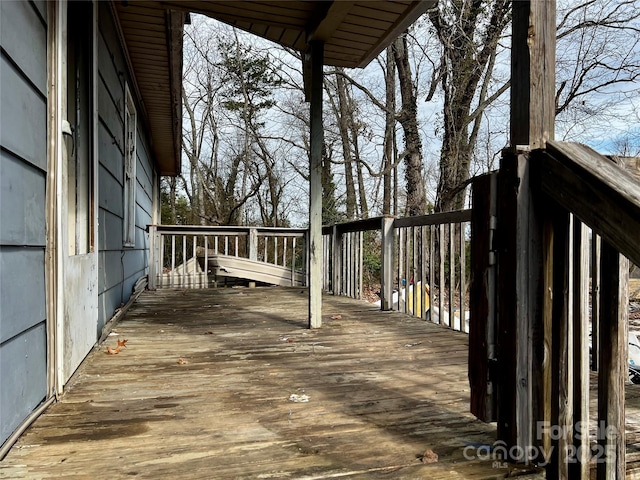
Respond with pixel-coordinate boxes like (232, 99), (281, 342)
(321, 209), (472, 333)
(474, 141), (639, 479)
(147, 225), (307, 289)
(536, 141), (637, 479)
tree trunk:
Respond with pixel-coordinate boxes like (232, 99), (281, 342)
(393, 33), (427, 217)
(335, 69), (357, 219)
(429, 0), (511, 212)
(321, 142), (340, 225)
(345, 85), (368, 218)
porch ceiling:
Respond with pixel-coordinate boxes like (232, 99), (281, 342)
(113, 1), (432, 177)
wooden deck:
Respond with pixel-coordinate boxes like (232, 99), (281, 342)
(0, 288), (556, 479)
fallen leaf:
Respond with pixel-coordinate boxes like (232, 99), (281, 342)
(421, 449), (438, 464)
(106, 346), (120, 355)
(177, 358), (188, 365)
(117, 338), (128, 348)
(330, 314), (342, 320)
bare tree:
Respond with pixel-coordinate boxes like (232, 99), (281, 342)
(555, 0), (640, 141)
(393, 32), (428, 217)
(428, 0), (511, 213)
(331, 70), (358, 219)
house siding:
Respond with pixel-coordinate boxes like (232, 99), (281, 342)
(0, 0), (48, 446)
(1, 1), (161, 448)
(97, 2), (156, 334)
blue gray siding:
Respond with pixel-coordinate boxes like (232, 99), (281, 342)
(0, 0), (48, 446)
(97, 3), (156, 333)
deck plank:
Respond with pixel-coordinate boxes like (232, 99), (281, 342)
(2, 288), (547, 479)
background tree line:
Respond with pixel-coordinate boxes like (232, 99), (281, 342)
(163, 0), (640, 227)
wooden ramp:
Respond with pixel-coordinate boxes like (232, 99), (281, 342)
(207, 254), (305, 287)
(0, 288), (545, 479)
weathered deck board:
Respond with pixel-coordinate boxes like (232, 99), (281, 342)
(3, 288), (546, 479)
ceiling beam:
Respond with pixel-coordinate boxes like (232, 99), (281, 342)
(357, 1), (432, 68)
(306, 1), (356, 43)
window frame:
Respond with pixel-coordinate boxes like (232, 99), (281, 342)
(123, 83), (137, 248)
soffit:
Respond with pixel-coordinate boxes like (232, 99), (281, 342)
(113, 1), (432, 176)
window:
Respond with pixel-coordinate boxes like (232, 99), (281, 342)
(123, 83), (137, 247)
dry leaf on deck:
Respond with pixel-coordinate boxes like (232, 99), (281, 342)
(106, 346), (120, 355)
(177, 358), (188, 365)
(117, 338), (128, 348)
(421, 449), (438, 464)
(330, 314), (342, 320)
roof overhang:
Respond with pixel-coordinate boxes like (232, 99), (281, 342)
(113, 1), (433, 176)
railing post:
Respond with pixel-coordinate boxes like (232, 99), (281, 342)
(248, 228), (258, 261)
(148, 225), (157, 290)
(469, 173), (498, 422)
(496, 150), (545, 459)
(380, 216), (395, 311)
(331, 226), (342, 296)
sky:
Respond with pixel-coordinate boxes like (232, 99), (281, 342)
(180, 4), (639, 226)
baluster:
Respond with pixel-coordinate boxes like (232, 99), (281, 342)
(429, 225), (435, 323)
(439, 223), (445, 325)
(449, 223), (455, 329)
(170, 234), (176, 287)
(460, 223), (467, 332)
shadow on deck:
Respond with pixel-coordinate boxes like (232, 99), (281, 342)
(2, 288), (545, 479)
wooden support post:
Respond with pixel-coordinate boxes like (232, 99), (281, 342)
(496, 151), (545, 457)
(511, 0), (556, 150)
(494, 0), (556, 458)
(307, 40), (324, 329)
(597, 242), (628, 480)
(380, 217), (394, 310)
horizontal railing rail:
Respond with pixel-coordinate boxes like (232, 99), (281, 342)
(539, 140), (640, 266)
(148, 225), (307, 289)
(321, 209), (472, 333)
